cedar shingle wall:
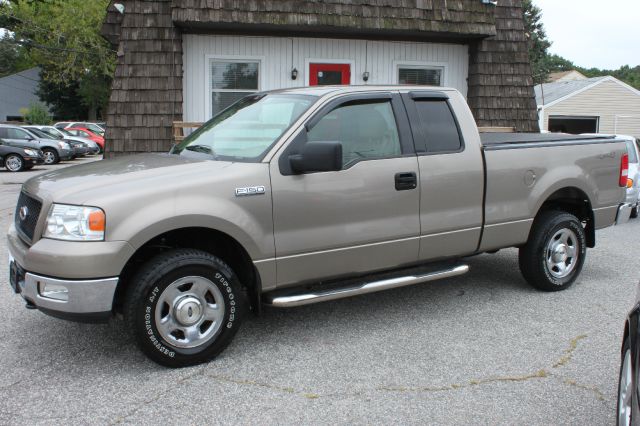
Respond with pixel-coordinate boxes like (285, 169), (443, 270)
(467, 0), (539, 132)
(102, 0), (182, 157)
(172, 0), (496, 38)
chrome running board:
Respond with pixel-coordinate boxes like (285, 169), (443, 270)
(264, 264), (469, 308)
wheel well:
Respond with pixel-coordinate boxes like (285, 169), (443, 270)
(535, 187), (595, 248)
(114, 227), (260, 314)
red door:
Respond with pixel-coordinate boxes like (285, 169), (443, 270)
(309, 63), (351, 86)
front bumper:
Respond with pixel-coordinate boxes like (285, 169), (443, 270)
(10, 256), (117, 322)
(616, 203), (633, 225)
(59, 148), (73, 161)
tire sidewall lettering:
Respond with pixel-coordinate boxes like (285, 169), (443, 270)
(141, 267), (238, 359)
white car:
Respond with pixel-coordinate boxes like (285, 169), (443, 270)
(584, 134), (639, 218)
(54, 121), (105, 137)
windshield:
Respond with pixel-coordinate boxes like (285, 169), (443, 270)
(172, 93), (316, 162)
(83, 123), (104, 135)
(26, 128), (49, 139)
(40, 127), (63, 139)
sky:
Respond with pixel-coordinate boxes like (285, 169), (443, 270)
(533, 0), (640, 70)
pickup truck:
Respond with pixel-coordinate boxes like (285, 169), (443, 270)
(7, 86), (632, 367)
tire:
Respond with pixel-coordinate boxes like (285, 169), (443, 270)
(124, 249), (247, 367)
(617, 337), (633, 426)
(42, 148), (59, 165)
(519, 210), (586, 291)
(631, 206), (638, 219)
(4, 154), (24, 172)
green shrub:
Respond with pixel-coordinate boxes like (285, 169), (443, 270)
(20, 102), (51, 125)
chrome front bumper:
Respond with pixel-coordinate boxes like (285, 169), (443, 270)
(10, 255), (118, 322)
(616, 203), (633, 225)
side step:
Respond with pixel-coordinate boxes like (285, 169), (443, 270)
(264, 264), (469, 308)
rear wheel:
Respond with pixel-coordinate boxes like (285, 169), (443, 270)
(42, 148), (59, 164)
(519, 210), (586, 291)
(4, 154), (24, 172)
(617, 338), (633, 426)
(124, 249), (248, 367)
(631, 205), (638, 219)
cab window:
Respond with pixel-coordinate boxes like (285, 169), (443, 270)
(307, 100), (401, 167)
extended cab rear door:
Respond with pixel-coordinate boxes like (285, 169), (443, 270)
(270, 92), (421, 287)
(401, 91), (485, 260)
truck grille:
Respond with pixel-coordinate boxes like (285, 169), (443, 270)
(15, 192), (42, 242)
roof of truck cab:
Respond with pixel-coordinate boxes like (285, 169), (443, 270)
(263, 85), (457, 97)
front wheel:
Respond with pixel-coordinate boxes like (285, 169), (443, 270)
(124, 249), (247, 367)
(4, 154), (24, 172)
(631, 206), (638, 219)
(42, 148), (59, 165)
(519, 210), (586, 291)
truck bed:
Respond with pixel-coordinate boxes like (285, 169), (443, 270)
(481, 133), (618, 149)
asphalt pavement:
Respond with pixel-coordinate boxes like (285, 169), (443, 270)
(0, 157), (638, 425)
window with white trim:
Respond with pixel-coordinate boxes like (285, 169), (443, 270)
(210, 60), (260, 118)
(398, 65), (444, 86)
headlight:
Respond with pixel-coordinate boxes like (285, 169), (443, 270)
(58, 142), (70, 150)
(43, 204), (105, 241)
(23, 149), (37, 156)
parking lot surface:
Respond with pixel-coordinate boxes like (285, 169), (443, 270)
(0, 157), (638, 424)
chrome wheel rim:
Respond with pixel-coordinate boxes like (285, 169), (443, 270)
(154, 276), (225, 349)
(5, 155), (22, 171)
(43, 151), (55, 164)
(619, 348), (632, 426)
(545, 228), (579, 279)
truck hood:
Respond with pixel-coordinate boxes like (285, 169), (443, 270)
(23, 153), (236, 204)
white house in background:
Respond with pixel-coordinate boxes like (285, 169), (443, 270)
(535, 75), (640, 137)
(0, 67), (42, 122)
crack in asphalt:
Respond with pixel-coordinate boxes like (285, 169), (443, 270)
(552, 334), (587, 368)
(109, 367), (206, 425)
(188, 334), (603, 402)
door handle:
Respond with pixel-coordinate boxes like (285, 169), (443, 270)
(395, 172), (417, 191)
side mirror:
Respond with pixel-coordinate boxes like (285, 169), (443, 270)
(289, 141), (342, 174)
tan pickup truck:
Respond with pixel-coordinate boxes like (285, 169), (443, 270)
(8, 86), (632, 367)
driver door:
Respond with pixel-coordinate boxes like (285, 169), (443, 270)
(269, 93), (421, 287)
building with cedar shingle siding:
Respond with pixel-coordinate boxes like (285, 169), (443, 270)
(101, 0), (539, 156)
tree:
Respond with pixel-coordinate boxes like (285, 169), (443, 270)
(0, 33), (32, 77)
(522, 0), (552, 84)
(0, 0), (114, 118)
(19, 102), (51, 124)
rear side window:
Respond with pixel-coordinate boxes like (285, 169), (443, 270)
(626, 140), (638, 163)
(0, 129), (7, 139)
(413, 100), (462, 153)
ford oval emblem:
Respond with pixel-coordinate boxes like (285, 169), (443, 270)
(19, 206), (28, 221)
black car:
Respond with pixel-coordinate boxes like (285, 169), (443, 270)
(0, 138), (44, 172)
(618, 285), (640, 426)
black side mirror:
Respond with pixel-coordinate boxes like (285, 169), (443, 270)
(289, 141), (342, 174)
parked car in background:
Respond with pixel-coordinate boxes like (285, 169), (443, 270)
(617, 281), (640, 426)
(0, 125), (73, 164)
(22, 126), (90, 158)
(0, 138), (44, 172)
(55, 122), (105, 137)
(65, 127), (105, 152)
(584, 134), (640, 218)
(26, 126), (101, 155)
(23, 127), (89, 159)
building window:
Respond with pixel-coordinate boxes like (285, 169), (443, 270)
(398, 66), (443, 86)
(210, 60), (259, 118)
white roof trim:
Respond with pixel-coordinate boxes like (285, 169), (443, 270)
(541, 76), (640, 109)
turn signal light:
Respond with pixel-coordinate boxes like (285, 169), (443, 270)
(88, 210), (106, 232)
(628, 178), (634, 189)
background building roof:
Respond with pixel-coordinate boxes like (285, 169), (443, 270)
(535, 76), (608, 106)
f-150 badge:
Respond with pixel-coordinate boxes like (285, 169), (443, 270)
(235, 186), (266, 197)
